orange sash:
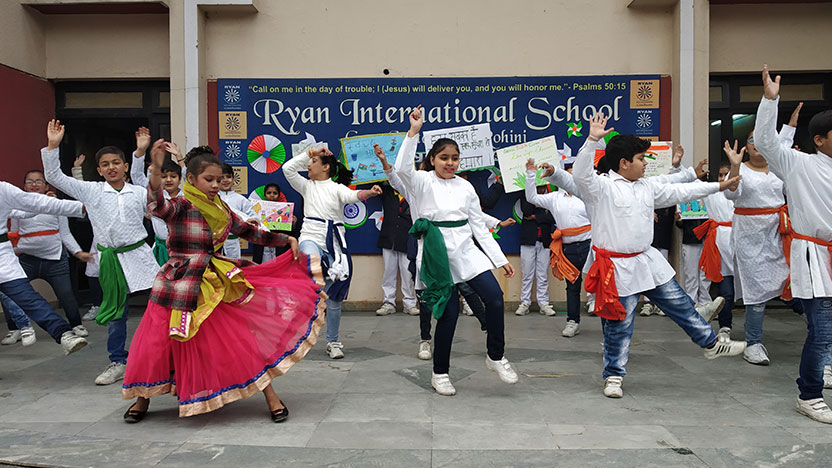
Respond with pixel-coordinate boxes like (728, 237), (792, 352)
(548, 224), (591, 283)
(585, 246), (642, 321)
(7, 229), (59, 248)
(790, 230), (832, 279)
(734, 205), (792, 300)
(692, 220), (732, 283)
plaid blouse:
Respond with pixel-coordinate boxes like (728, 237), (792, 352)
(147, 185), (288, 310)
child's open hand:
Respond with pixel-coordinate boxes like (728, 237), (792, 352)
(149, 138), (167, 169)
(694, 159), (708, 179)
(46, 119), (65, 150)
(407, 105), (423, 137)
(672, 145), (684, 168)
(73, 154), (86, 168)
(538, 162), (555, 177)
(762, 64), (780, 100)
(789, 102), (803, 127)
(719, 174), (742, 192)
(723, 140), (745, 166)
(588, 113), (614, 142)
(525, 158), (536, 171)
(135, 127), (151, 156)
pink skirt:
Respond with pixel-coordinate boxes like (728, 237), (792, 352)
(122, 252), (325, 417)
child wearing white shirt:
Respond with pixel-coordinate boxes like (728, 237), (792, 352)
(395, 106), (518, 396)
(573, 114), (747, 399)
(755, 65), (832, 423)
(42, 120), (158, 386)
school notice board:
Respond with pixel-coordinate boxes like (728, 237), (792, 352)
(216, 75), (665, 254)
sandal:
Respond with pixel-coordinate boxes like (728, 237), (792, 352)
(123, 403), (148, 424)
(270, 403), (289, 423)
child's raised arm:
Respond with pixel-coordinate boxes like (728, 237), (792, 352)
(41, 120), (93, 202)
(393, 106), (424, 192)
(147, 138), (182, 220)
(573, 113), (614, 205)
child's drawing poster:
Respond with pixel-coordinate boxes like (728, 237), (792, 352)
(678, 199), (708, 220)
(644, 141), (673, 178)
(340, 132), (406, 184)
(422, 123), (494, 172)
(253, 200), (294, 230)
(495, 135), (559, 193)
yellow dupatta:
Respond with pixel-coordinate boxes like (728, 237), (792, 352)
(168, 182), (254, 341)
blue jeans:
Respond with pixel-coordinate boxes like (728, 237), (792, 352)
(716, 276), (735, 329)
(796, 297), (832, 400)
(744, 303), (766, 345)
(2, 291), (30, 329)
(434, 270), (505, 374)
(18, 252), (82, 328)
(563, 240), (591, 323)
(602, 279), (717, 378)
(107, 300), (129, 364)
(0, 278), (72, 342)
(299, 240), (341, 343)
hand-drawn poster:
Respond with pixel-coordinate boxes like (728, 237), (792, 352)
(339, 133), (406, 184)
(678, 199), (708, 220)
(644, 141), (673, 178)
(422, 123), (494, 172)
(252, 200), (294, 230)
(496, 136), (559, 193)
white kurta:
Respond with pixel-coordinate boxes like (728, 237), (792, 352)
(394, 135), (508, 288)
(9, 213), (82, 260)
(724, 162), (788, 304)
(701, 190), (735, 277)
(130, 154), (184, 240)
(526, 169), (591, 244)
(219, 190), (257, 220)
(42, 147), (157, 293)
(573, 139), (720, 297)
(755, 96), (832, 299)
(0, 182), (84, 283)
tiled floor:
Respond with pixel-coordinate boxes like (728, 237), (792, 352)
(0, 300), (829, 467)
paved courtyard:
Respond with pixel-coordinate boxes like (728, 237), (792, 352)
(1, 299), (830, 467)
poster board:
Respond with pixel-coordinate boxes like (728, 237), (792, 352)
(496, 136), (559, 193)
(252, 200), (294, 230)
(678, 199), (708, 220)
(339, 133), (406, 184)
(422, 123), (494, 172)
(644, 141), (673, 178)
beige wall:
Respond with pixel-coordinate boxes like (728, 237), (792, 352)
(0, 4), (46, 76)
(43, 14), (169, 79)
(202, 0), (674, 79)
(710, 3), (832, 73)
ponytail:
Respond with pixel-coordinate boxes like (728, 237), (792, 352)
(321, 154), (354, 186)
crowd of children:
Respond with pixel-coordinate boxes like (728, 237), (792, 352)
(1, 65), (831, 424)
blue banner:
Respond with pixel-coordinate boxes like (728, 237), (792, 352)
(217, 75), (663, 254)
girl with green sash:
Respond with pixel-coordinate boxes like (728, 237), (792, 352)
(394, 106), (519, 396)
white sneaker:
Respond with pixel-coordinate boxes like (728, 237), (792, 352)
(417, 340), (432, 360)
(375, 302), (396, 316)
(717, 327), (732, 341)
(326, 341), (344, 359)
(539, 304), (557, 316)
(562, 320), (580, 338)
(655, 308), (666, 316)
(696, 297), (725, 323)
(639, 303), (654, 316)
(485, 356), (519, 384)
(82, 306), (99, 321)
(71, 325), (89, 337)
(586, 299), (595, 316)
(461, 299), (474, 316)
(1, 330), (21, 345)
(604, 376), (623, 398)
(60, 331), (87, 355)
(743, 343), (771, 366)
(404, 305), (420, 316)
(95, 362), (126, 385)
(704, 338), (746, 360)
(514, 303), (530, 316)
(20, 327), (36, 347)
(796, 397), (832, 424)
(824, 365), (832, 390)
(431, 372), (456, 396)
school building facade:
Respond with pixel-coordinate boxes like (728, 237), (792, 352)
(1, 0), (831, 306)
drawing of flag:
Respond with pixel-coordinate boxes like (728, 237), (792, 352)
(566, 122), (583, 138)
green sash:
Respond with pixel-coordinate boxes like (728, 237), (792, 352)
(408, 218), (468, 319)
(152, 235), (169, 266)
(95, 239), (146, 325)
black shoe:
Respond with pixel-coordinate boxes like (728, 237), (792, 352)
(270, 405), (289, 423)
(123, 403), (148, 423)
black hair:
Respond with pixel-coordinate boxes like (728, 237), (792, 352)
(23, 169), (44, 182)
(184, 145), (221, 177)
(603, 135), (651, 173)
(264, 183), (281, 195)
(160, 159), (181, 176)
(319, 154), (354, 186)
(422, 138), (460, 172)
(95, 146), (126, 165)
(220, 162), (234, 175)
(563, 162), (574, 171)
(809, 110), (832, 149)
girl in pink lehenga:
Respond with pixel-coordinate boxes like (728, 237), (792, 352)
(121, 141), (325, 423)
